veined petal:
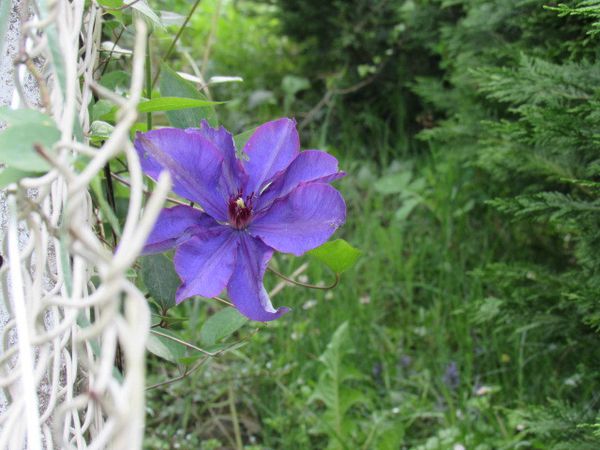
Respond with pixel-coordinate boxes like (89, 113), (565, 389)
(227, 234), (290, 322)
(195, 120), (248, 196)
(242, 118), (299, 195)
(134, 128), (227, 221)
(256, 150), (345, 210)
(174, 227), (239, 302)
(249, 183), (346, 256)
(141, 205), (219, 255)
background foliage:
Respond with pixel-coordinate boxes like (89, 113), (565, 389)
(93, 0), (600, 448)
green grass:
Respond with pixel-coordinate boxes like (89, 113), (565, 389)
(141, 2), (599, 448)
(144, 147), (539, 448)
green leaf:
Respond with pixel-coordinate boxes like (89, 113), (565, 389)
(317, 321), (350, 376)
(160, 65), (218, 128)
(37, 1), (67, 99)
(97, 0), (123, 9)
(100, 70), (130, 92)
(200, 307), (248, 346)
(91, 99), (117, 123)
(131, 122), (149, 136)
(141, 254), (180, 312)
(0, 167), (37, 189)
(308, 321), (369, 446)
(137, 96), (222, 113)
(282, 75), (310, 113)
(89, 120), (114, 142)
(233, 128), (255, 156)
(105, 9), (124, 25)
(308, 239), (361, 273)
(0, 123), (60, 171)
(131, 0), (164, 31)
(147, 329), (187, 363)
(0, 107), (81, 144)
(282, 75), (310, 97)
(0, 107), (55, 127)
(160, 11), (186, 27)
(394, 197), (421, 221)
(373, 172), (412, 194)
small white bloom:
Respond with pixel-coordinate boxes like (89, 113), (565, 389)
(359, 295), (371, 304)
(100, 41), (132, 57)
(476, 385), (492, 396)
(303, 299), (318, 310)
(209, 76), (244, 85)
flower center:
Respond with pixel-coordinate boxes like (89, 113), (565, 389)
(228, 191), (254, 229)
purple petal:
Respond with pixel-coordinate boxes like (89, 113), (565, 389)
(141, 205), (219, 255)
(227, 233), (290, 322)
(134, 128), (227, 221)
(249, 183), (346, 256)
(242, 118), (299, 195)
(174, 226), (240, 302)
(256, 150), (345, 210)
(195, 120), (248, 196)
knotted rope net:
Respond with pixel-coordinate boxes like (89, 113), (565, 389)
(0, 1), (165, 448)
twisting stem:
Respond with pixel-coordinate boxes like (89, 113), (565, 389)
(145, 33), (152, 130)
(23, 58), (51, 110)
(213, 295), (234, 307)
(110, 172), (191, 207)
(103, 162), (124, 373)
(98, 27), (125, 77)
(145, 356), (209, 391)
(146, 326), (262, 392)
(112, 0), (142, 11)
(150, 329), (219, 356)
(267, 266), (340, 290)
(103, 163), (118, 247)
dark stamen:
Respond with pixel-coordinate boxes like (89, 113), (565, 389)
(228, 191), (254, 229)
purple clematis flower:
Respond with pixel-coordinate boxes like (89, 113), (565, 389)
(134, 118), (346, 321)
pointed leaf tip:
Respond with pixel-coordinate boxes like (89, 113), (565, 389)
(200, 307), (248, 346)
(308, 239), (361, 274)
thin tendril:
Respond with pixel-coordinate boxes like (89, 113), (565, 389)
(98, 27), (125, 77)
(146, 327), (262, 391)
(110, 172), (191, 207)
(213, 295), (234, 307)
(145, 356), (209, 391)
(267, 266), (340, 290)
(150, 329), (218, 356)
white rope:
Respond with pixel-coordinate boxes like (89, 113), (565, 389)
(0, 1), (165, 448)
(7, 196), (42, 450)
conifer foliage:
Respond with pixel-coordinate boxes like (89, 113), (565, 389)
(412, 1), (600, 446)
